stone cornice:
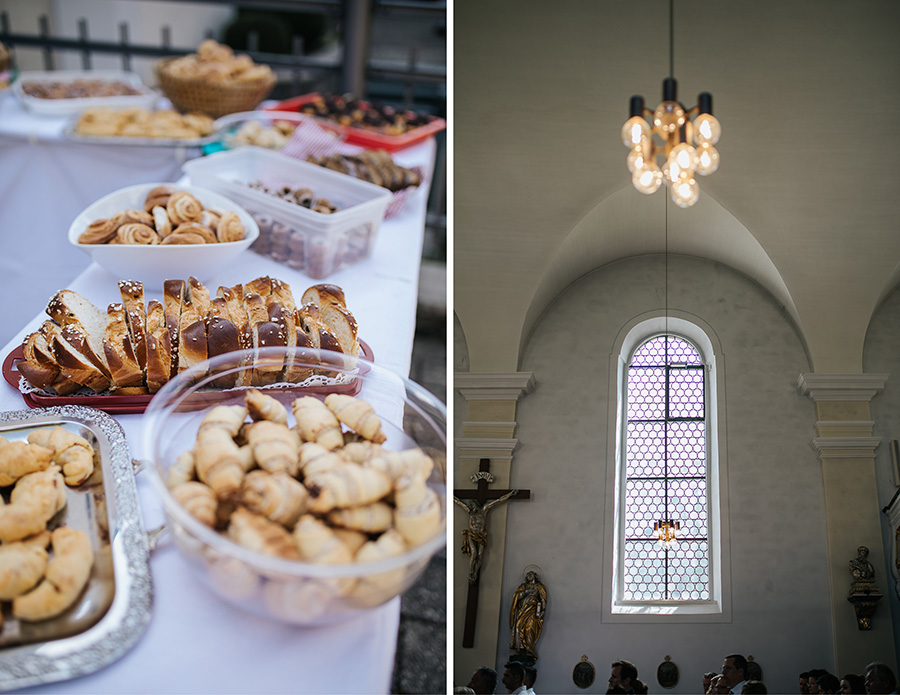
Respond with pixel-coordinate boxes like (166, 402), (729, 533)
(455, 438), (520, 459)
(797, 373), (889, 402)
(811, 437), (881, 458)
(455, 372), (536, 401)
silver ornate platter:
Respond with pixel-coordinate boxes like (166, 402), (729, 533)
(0, 406), (152, 691)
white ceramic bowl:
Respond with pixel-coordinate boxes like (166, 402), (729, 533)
(142, 346), (447, 626)
(68, 182), (259, 288)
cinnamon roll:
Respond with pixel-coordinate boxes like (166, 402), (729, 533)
(215, 211), (246, 243)
(172, 222), (217, 244)
(78, 216), (120, 244)
(144, 185), (176, 212)
(160, 231), (206, 245)
(166, 191), (203, 225)
(116, 223), (160, 245)
(119, 208), (155, 227)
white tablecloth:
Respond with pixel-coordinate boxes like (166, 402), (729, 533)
(0, 90), (437, 693)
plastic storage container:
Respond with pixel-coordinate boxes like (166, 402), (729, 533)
(183, 147), (392, 279)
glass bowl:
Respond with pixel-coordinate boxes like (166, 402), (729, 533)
(142, 346), (446, 626)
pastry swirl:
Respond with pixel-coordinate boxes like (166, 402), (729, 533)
(161, 231), (206, 245)
(173, 222), (217, 244)
(216, 212), (245, 243)
(144, 184), (176, 212)
(116, 223), (160, 245)
(166, 191), (203, 225)
(152, 205), (173, 238)
(78, 216), (120, 244)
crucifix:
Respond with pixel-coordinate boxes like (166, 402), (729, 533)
(454, 457), (530, 648)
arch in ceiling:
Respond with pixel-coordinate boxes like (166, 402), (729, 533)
(519, 185), (806, 366)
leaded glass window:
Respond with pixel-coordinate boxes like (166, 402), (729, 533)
(621, 334), (710, 602)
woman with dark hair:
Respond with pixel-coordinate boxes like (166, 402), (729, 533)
(839, 674), (866, 695)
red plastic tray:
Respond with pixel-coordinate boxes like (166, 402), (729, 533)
(264, 93), (446, 152)
(3, 340), (373, 415)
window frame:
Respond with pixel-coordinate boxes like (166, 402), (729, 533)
(602, 313), (732, 623)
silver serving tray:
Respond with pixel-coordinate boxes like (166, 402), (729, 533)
(0, 406), (152, 691)
(62, 120), (216, 148)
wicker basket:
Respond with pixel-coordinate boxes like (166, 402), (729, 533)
(155, 58), (277, 118)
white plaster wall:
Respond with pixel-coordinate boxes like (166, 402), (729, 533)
(862, 283), (900, 668)
(496, 255), (834, 694)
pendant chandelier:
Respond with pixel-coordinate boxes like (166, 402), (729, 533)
(621, 1), (721, 208)
(654, 519), (681, 547)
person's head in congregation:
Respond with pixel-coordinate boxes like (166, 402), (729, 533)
(501, 661), (527, 695)
(800, 673), (811, 694)
(721, 654), (748, 693)
(863, 662), (897, 695)
(809, 669), (828, 695)
(468, 666), (499, 695)
(742, 681), (768, 694)
(523, 665), (537, 694)
(704, 672), (719, 693)
(711, 675), (733, 694)
(608, 660), (639, 693)
(840, 673), (866, 694)
(817, 673), (841, 695)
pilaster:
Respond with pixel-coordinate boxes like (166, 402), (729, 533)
(797, 372), (896, 674)
(453, 372), (535, 685)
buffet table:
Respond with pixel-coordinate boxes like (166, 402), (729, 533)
(0, 91), (438, 693)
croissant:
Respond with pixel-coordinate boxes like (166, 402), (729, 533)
(245, 388), (289, 425)
(199, 404), (248, 436)
(351, 529), (408, 605)
(291, 396), (344, 450)
(333, 527), (369, 556)
(324, 394), (387, 443)
(364, 448), (435, 483)
(246, 420), (300, 476)
(208, 555), (259, 600)
(167, 450), (196, 489)
(305, 464), (393, 514)
(240, 470), (308, 527)
(339, 440), (382, 465)
(28, 426), (95, 486)
(326, 502), (394, 533)
(193, 427), (246, 500)
(0, 438), (53, 486)
(292, 514), (354, 566)
(0, 467), (67, 543)
(172, 481), (218, 527)
(393, 474), (442, 547)
(227, 506), (300, 560)
(0, 540), (49, 600)
(298, 442), (345, 478)
(13, 526), (94, 621)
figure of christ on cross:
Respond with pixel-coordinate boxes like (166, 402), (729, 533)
(454, 458), (530, 648)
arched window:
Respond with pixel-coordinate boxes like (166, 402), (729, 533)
(606, 316), (728, 619)
(622, 335), (709, 601)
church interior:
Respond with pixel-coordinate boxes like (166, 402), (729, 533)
(453, 1), (900, 692)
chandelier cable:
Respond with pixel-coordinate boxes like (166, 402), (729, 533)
(668, 0), (674, 78)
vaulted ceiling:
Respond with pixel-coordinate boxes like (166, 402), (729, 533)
(454, 0), (900, 374)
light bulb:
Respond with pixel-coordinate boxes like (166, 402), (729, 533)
(696, 143), (720, 175)
(693, 113), (721, 145)
(632, 162), (663, 194)
(653, 100), (685, 134)
(626, 138), (653, 173)
(670, 142), (698, 177)
(621, 116), (650, 148)
(671, 176), (699, 207)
